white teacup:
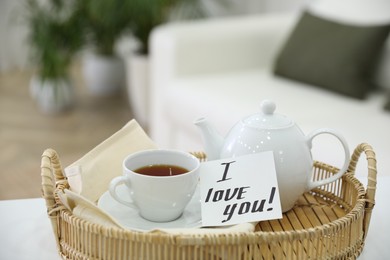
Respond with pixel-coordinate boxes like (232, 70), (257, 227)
(109, 149), (200, 222)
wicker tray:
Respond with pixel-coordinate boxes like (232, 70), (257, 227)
(41, 143), (377, 259)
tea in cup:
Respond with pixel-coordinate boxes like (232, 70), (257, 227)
(109, 149), (200, 222)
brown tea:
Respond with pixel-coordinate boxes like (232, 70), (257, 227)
(134, 164), (189, 177)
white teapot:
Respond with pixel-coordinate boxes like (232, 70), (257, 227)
(194, 100), (350, 212)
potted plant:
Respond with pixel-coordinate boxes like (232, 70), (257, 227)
(26, 0), (83, 114)
(125, 0), (204, 127)
(78, 0), (132, 96)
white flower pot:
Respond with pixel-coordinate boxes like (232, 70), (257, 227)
(82, 52), (125, 96)
(125, 54), (149, 128)
(29, 75), (74, 115)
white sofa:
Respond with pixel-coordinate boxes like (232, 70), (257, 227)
(149, 10), (390, 177)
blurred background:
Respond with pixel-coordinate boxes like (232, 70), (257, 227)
(0, 0), (308, 200)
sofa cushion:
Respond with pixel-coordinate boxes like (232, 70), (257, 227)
(273, 11), (390, 99)
(308, 0), (390, 92)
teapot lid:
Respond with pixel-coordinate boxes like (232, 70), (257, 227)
(243, 100), (293, 129)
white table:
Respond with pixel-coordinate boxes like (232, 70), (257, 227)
(0, 198), (60, 260)
(1, 176), (389, 260)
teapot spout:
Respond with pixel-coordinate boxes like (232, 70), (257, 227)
(194, 117), (224, 160)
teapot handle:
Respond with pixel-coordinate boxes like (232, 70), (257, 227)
(306, 128), (350, 190)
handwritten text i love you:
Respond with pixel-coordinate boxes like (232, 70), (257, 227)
(200, 151), (282, 227)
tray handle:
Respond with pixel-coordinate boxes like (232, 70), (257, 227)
(41, 148), (68, 251)
(347, 143), (377, 239)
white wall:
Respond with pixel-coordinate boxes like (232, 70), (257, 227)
(0, 0), (31, 71)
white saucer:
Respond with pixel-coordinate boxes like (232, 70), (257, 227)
(97, 184), (202, 231)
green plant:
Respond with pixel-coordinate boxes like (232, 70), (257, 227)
(26, 0), (84, 80)
(77, 0), (133, 56)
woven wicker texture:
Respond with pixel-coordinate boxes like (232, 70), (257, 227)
(41, 143), (377, 260)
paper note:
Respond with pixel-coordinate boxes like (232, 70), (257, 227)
(200, 151), (282, 227)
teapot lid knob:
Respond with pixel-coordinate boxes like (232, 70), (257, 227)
(242, 99), (293, 129)
(261, 100), (276, 115)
